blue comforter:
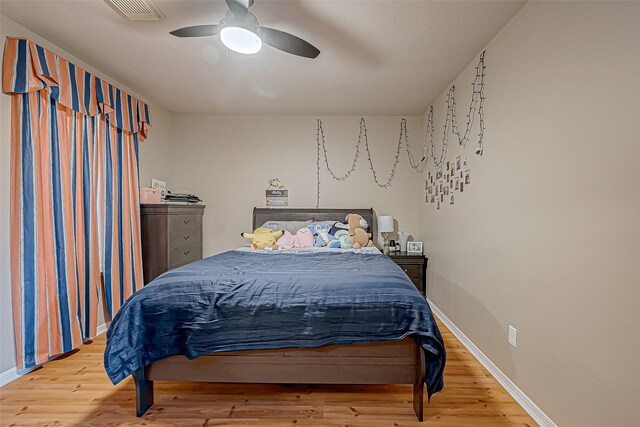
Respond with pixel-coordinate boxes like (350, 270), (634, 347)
(104, 250), (446, 397)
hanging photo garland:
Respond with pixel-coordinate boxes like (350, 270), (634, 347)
(315, 51), (486, 208)
(425, 51), (486, 209)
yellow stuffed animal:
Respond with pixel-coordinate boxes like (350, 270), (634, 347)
(241, 227), (284, 249)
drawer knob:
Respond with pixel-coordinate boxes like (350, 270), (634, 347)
(184, 251), (190, 256)
(184, 235), (190, 240)
(184, 219), (190, 224)
(404, 268), (408, 272)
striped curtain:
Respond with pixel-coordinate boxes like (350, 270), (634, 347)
(3, 37), (151, 369)
(96, 118), (144, 316)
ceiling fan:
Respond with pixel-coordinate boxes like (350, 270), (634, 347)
(170, 0), (320, 59)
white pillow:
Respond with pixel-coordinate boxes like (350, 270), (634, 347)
(261, 220), (313, 235)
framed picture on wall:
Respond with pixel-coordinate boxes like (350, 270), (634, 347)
(407, 241), (423, 254)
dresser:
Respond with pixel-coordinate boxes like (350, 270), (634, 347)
(140, 204), (205, 285)
(387, 252), (428, 295)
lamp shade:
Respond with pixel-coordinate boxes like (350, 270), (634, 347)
(378, 216), (394, 233)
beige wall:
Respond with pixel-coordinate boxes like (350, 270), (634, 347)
(169, 115), (426, 256)
(0, 14), (175, 374)
(3, 3), (639, 426)
(420, 2), (640, 426)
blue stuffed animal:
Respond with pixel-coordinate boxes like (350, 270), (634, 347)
(326, 239), (341, 248)
(338, 234), (353, 249)
(309, 222), (334, 247)
(329, 221), (349, 237)
(334, 230), (353, 249)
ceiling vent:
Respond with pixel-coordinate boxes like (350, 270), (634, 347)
(104, 0), (165, 21)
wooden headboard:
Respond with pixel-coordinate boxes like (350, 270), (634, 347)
(252, 207), (376, 240)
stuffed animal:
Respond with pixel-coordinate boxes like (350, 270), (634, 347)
(326, 239), (341, 248)
(314, 233), (332, 247)
(331, 230), (353, 249)
(326, 229), (345, 249)
(310, 223), (334, 247)
(346, 213), (369, 235)
(294, 227), (314, 248)
(338, 234), (353, 249)
(345, 213), (374, 249)
(268, 178), (285, 189)
(351, 228), (373, 249)
(277, 230), (296, 249)
(329, 221), (349, 237)
(276, 228), (314, 248)
(241, 227), (283, 249)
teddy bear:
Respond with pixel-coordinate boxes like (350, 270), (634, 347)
(241, 227), (284, 249)
(345, 213), (374, 249)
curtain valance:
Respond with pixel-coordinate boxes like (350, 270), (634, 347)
(2, 37), (151, 140)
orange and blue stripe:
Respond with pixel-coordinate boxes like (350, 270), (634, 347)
(4, 37), (149, 369)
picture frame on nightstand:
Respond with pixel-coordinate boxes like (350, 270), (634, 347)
(407, 241), (423, 254)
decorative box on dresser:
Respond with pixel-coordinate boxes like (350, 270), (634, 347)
(140, 204), (205, 285)
(387, 252), (428, 295)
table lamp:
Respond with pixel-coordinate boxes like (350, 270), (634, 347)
(377, 216), (394, 255)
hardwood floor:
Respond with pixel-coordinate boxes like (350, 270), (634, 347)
(0, 318), (536, 426)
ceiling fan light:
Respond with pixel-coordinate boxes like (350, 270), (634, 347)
(220, 26), (262, 54)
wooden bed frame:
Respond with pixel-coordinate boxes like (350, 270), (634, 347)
(133, 208), (427, 421)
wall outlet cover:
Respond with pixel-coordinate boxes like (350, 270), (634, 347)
(508, 325), (517, 347)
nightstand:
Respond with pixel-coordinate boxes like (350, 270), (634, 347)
(388, 252), (428, 294)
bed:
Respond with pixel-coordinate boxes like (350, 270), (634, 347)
(104, 208), (445, 421)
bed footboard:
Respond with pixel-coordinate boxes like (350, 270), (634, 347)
(133, 338), (426, 421)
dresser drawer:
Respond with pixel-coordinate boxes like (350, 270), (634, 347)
(141, 204), (205, 285)
(170, 228), (202, 248)
(169, 214), (202, 231)
(169, 243), (202, 267)
(399, 264), (422, 279)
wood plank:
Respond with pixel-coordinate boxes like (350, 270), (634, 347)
(0, 319), (536, 426)
(147, 361), (416, 384)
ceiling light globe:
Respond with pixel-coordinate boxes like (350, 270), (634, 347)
(220, 26), (262, 55)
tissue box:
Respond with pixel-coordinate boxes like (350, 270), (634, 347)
(140, 187), (161, 204)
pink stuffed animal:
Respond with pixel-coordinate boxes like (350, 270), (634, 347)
(277, 228), (315, 248)
(293, 227), (314, 248)
(277, 231), (295, 248)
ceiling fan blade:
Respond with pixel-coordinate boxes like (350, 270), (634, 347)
(225, 0), (248, 19)
(260, 27), (320, 59)
(170, 25), (220, 38)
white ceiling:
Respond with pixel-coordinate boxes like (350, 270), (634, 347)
(0, 0), (525, 115)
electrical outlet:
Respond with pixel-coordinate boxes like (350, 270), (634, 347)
(508, 325), (517, 347)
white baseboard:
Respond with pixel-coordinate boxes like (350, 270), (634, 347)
(0, 322), (109, 388)
(0, 366), (32, 387)
(2, 311), (557, 426)
(427, 299), (557, 427)
(96, 321), (109, 336)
